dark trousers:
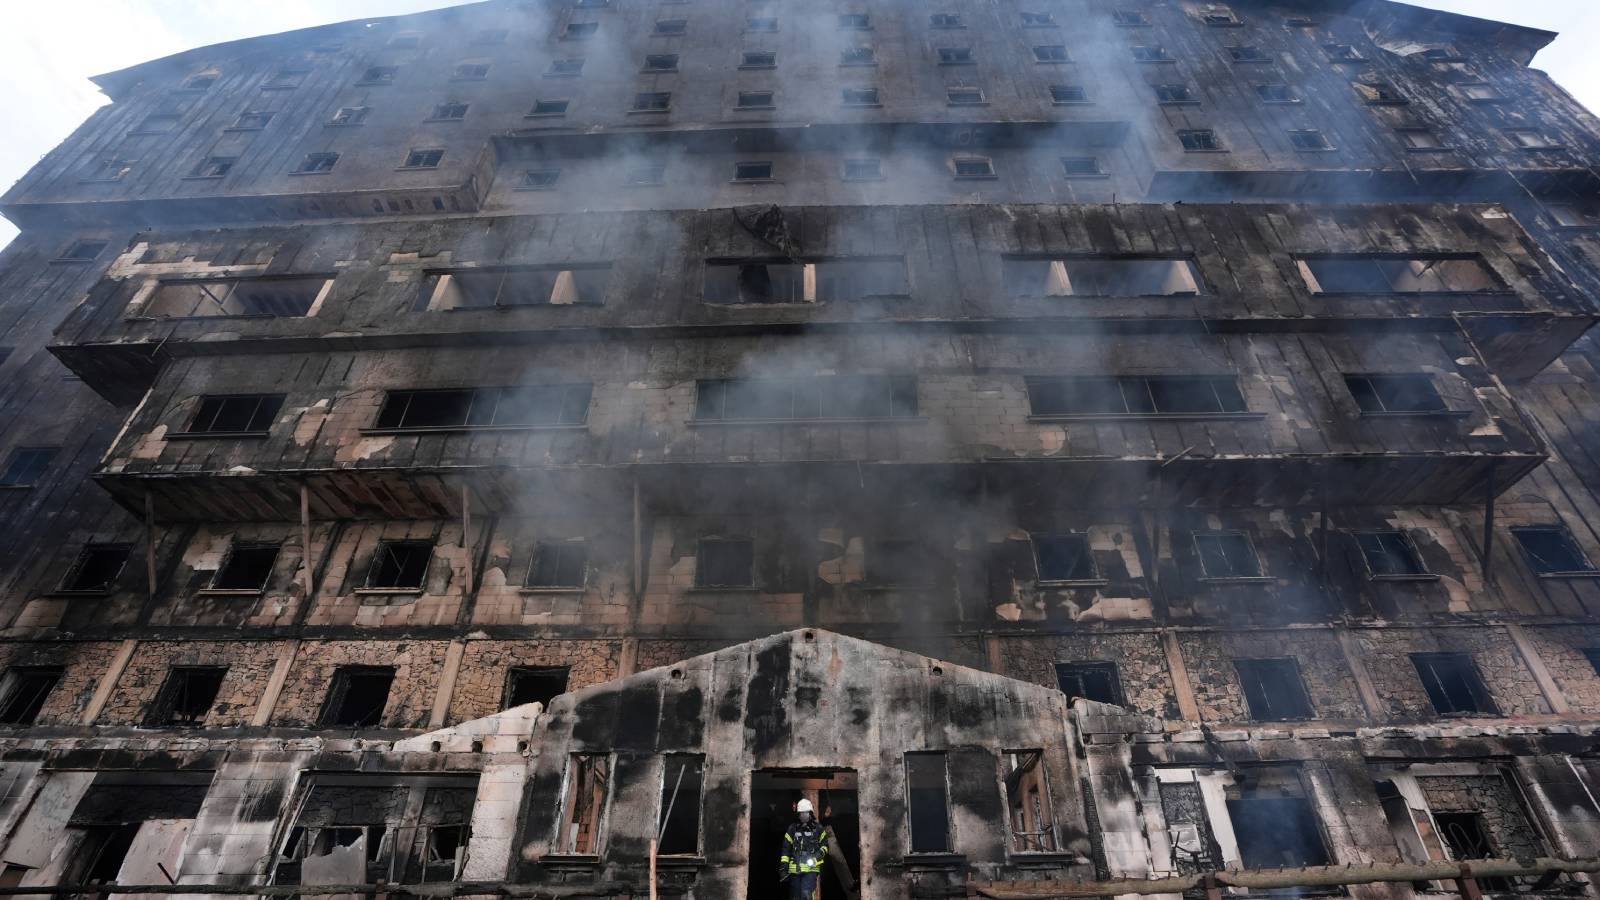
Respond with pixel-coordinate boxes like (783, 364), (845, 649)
(787, 871), (819, 900)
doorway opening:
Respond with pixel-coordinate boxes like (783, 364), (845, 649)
(748, 769), (860, 900)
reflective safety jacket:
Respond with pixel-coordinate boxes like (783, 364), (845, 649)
(781, 821), (829, 874)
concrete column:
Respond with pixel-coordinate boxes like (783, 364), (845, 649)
(80, 639), (138, 725)
(619, 637), (639, 678)
(1160, 630), (1201, 722)
(985, 633), (1005, 675)
(428, 638), (468, 729)
(1505, 623), (1570, 714)
(1334, 627), (1387, 722)
(251, 639), (301, 727)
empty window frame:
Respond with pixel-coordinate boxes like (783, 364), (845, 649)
(429, 101), (469, 120)
(905, 753), (951, 853)
(938, 47), (974, 65)
(1355, 81), (1408, 105)
(741, 51), (777, 68)
(1507, 129), (1558, 150)
(521, 169), (561, 190)
(1433, 812), (1504, 869)
(548, 58), (586, 77)
(527, 541), (589, 589)
(735, 161), (774, 181)
(632, 91), (672, 112)
(657, 755), (704, 856)
(838, 13), (870, 29)
(1297, 256), (1499, 293)
(59, 544), (132, 593)
(1398, 128), (1446, 150)
(1193, 531), (1263, 579)
(1512, 525), (1597, 575)
(1050, 84), (1089, 104)
(263, 68), (310, 90)
(1032, 533), (1096, 582)
(1323, 43), (1362, 62)
(530, 98), (570, 116)
(695, 538), (755, 588)
(1027, 376), (1245, 416)
(401, 148), (444, 169)
(1021, 12), (1056, 27)
(133, 114), (181, 135)
(1344, 374), (1447, 414)
(191, 156), (237, 178)
(953, 156), (996, 178)
(843, 157), (882, 180)
(653, 18), (687, 34)
(57, 239), (109, 262)
(842, 87), (881, 106)
(1586, 649), (1600, 677)
(1132, 45), (1173, 62)
(1112, 9), (1149, 26)
(1226, 787), (1331, 868)
(1412, 653), (1497, 715)
(643, 53), (679, 72)
(0, 447), (57, 487)
(737, 91), (775, 109)
(146, 666), (227, 726)
(365, 541), (433, 589)
(1061, 156), (1103, 177)
(1233, 658), (1314, 720)
(81, 158), (133, 182)
(319, 666), (396, 727)
(1546, 202), (1600, 228)
(505, 666), (569, 709)
(1178, 129), (1223, 151)
(0, 667), (63, 725)
(375, 385), (592, 431)
(1155, 83), (1195, 103)
(947, 87), (985, 105)
(210, 543), (281, 591)
(181, 73), (218, 91)
(184, 394), (285, 435)
(1054, 662), (1123, 705)
(564, 21), (598, 39)
(419, 266), (611, 308)
(626, 163), (666, 185)
(1227, 46), (1269, 62)
(561, 754), (612, 855)
(1032, 45), (1069, 63)
(841, 47), (876, 66)
(1256, 83), (1297, 103)
(452, 63), (490, 81)
(745, 17), (778, 32)
(930, 13), (963, 28)
(144, 277), (326, 318)
(293, 152), (340, 174)
(695, 377), (917, 421)
(865, 539), (934, 586)
(357, 66), (397, 85)
(1003, 750), (1057, 852)
(1289, 129), (1334, 151)
(704, 258), (907, 303)
(330, 106), (371, 125)
(1459, 83), (1504, 103)
(1355, 531), (1430, 578)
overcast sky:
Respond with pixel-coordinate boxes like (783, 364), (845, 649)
(0, 0), (1594, 248)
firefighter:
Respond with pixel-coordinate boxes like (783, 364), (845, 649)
(778, 798), (829, 900)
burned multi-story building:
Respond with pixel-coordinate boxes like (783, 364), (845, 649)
(7, 0), (1600, 896)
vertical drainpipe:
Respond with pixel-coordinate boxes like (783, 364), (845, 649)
(1482, 462), (1497, 579)
(143, 490), (158, 599)
(300, 483), (314, 599)
(461, 483), (473, 595)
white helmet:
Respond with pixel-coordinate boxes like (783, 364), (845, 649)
(796, 799), (815, 814)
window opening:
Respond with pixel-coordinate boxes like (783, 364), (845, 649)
(0, 447), (57, 487)
(1344, 374), (1446, 414)
(561, 754), (612, 854)
(212, 543), (281, 590)
(1233, 659), (1314, 720)
(365, 541), (432, 589)
(527, 541), (589, 588)
(1054, 662), (1122, 705)
(1004, 750), (1056, 852)
(696, 538), (755, 588)
(0, 667), (63, 724)
(184, 394), (284, 434)
(375, 385), (593, 428)
(1033, 533), (1095, 582)
(1355, 531), (1428, 577)
(657, 755), (704, 855)
(147, 666), (227, 726)
(1513, 526), (1596, 574)
(1411, 653), (1497, 715)
(320, 666), (396, 727)
(906, 753), (950, 853)
(695, 376), (918, 420)
(60, 544), (132, 593)
(1026, 376), (1244, 416)
(505, 666), (569, 709)
(1297, 256), (1497, 293)
(146, 277), (324, 318)
(1193, 531), (1262, 578)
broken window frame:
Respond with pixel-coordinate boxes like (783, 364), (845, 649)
(864, 538), (936, 587)
(428, 101), (469, 121)
(363, 540), (433, 590)
(356, 66), (397, 86)
(145, 665), (228, 727)
(1343, 373), (1450, 415)
(1232, 658), (1315, 721)
(1289, 129), (1334, 151)
(938, 47), (975, 65)
(1054, 661), (1124, 706)
(1255, 82), (1298, 103)
(207, 541), (282, 592)
(905, 752), (952, 854)
(946, 86), (985, 105)
(632, 91), (673, 112)
(930, 13), (963, 28)
(1511, 525), (1597, 576)
(1154, 83), (1196, 104)
(1031, 533), (1099, 583)
(525, 540), (589, 590)
(1178, 129), (1223, 151)
(653, 18), (687, 34)
(643, 53), (680, 72)
(190, 156), (238, 179)
(703, 257), (909, 304)
(1032, 45), (1069, 63)
(843, 157), (883, 180)
(558, 753), (614, 856)
(740, 51), (777, 69)
(0, 446), (58, 487)
(736, 90), (776, 109)
(57, 543), (133, 594)
(1226, 45), (1269, 63)
(657, 754), (705, 856)
(734, 160), (775, 181)
(372, 385), (594, 431)
(0, 666), (64, 725)
(1050, 84), (1090, 104)
(841, 87), (881, 107)
(1025, 375), (1247, 418)
(319, 665), (397, 728)
(55, 239), (109, 262)
(419, 265), (611, 310)
(329, 106), (371, 126)
(529, 98), (570, 117)
(1296, 254), (1503, 294)
(1353, 530), (1432, 579)
(1192, 531), (1266, 581)
(1225, 780), (1333, 871)
(1411, 652), (1498, 716)
(504, 665), (569, 709)
(1132, 45), (1174, 62)
(294, 152), (340, 174)
(519, 168), (561, 190)
(272, 775), (478, 886)
(400, 148), (445, 169)
(141, 276), (328, 319)
(182, 394), (286, 435)
(1112, 9), (1150, 26)
(695, 538), (756, 588)
(1002, 750), (1058, 853)
(1060, 156), (1103, 177)
(694, 376), (919, 421)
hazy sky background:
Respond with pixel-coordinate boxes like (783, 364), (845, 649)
(0, 0), (1594, 247)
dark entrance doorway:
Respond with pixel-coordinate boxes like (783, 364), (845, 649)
(748, 769), (860, 900)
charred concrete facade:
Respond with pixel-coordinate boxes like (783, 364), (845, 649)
(7, 0), (1600, 897)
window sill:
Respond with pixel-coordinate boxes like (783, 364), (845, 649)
(544, 73), (584, 79)
(738, 64), (778, 71)
(1310, 290), (1513, 298)
(1027, 413), (1265, 423)
(641, 69), (680, 75)
(181, 175), (227, 181)
(949, 102), (991, 108)
(541, 855), (602, 868)
(514, 186), (559, 192)
(46, 590), (114, 598)
(733, 179), (777, 184)
(1536, 571), (1600, 580)
(842, 104), (884, 109)
(1158, 100), (1202, 106)
(352, 588), (425, 596)
(899, 853), (966, 869)
(167, 431), (272, 440)
(686, 585), (758, 593)
(354, 81), (393, 87)
(48, 257), (99, 264)
(627, 109), (672, 115)
(0, 485), (35, 491)
(126, 314), (297, 322)
(1369, 574), (1441, 583)
(1197, 576), (1274, 585)
(358, 425), (588, 436)
(195, 588), (268, 597)
(1008, 851), (1084, 866)
(938, 61), (977, 67)
(859, 583), (935, 592)
(424, 118), (467, 124)
(842, 175), (886, 182)
(1183, 149), (1230, 154)
(655, 856), (706, 868)
(1358, 410), (1472, 420)
(1037, 579), (1109, 588)
(1136, 59), (1178, 64)
(734, 106), (777, 112)
(525, 113), (569, 119)
(1294, 147), (1340, 153)
(396, 166), (443, 172)
(954, 175), (999, 181)
(519, 587), (586, 595)
(1062, 173), (1110, 180)
(690, 416), (928, 427)
(437, 302), (600, 311)
(1261, 99), (1303, 105)
(1052, 101), (1095, 106)
(288, 170), (334, 176)
(1404, 147), (1456, 154)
